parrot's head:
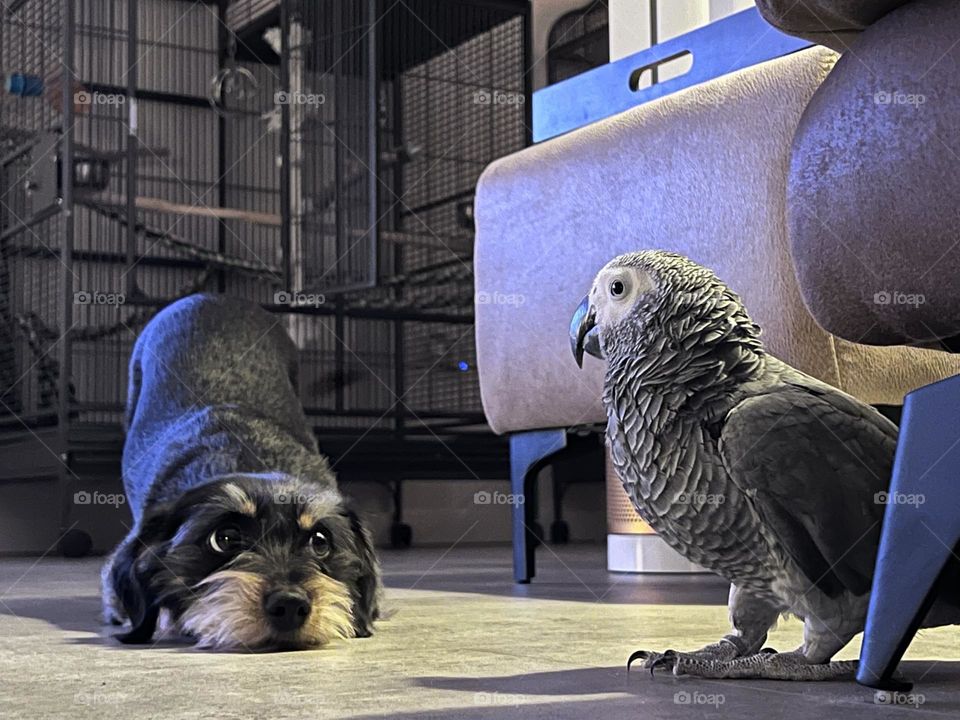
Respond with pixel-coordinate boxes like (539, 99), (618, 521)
(570, 250), (763, 369)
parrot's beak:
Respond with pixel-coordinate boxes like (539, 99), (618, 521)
(570, 295), (602, 368)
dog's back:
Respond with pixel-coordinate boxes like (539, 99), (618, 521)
(122, 294), (328, 517)
(126, 294), (299, 423)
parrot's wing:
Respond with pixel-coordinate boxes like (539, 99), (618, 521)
(718, 380), (898, 598)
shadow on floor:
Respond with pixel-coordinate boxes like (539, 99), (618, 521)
(417, 666), (637, 697)
(0, 594), (102, 634)
(348, 662), (960, 720)
(0, 594), (202, 650)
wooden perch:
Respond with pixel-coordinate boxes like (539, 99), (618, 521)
(89, 194), (472, 254)
(93, 194), (283, 226)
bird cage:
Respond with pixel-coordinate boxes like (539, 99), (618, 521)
(1, 0), (527, 551)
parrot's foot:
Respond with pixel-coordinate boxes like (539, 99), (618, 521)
(628, 638), (748, 674)
(642, 649), (857, 681)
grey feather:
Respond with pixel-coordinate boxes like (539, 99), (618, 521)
(719, 364), (896, 597)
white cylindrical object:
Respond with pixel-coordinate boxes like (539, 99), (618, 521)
(606, 446), (706, 573)
(607, 533), (704, 573)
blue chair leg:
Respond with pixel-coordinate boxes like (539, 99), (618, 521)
(858, 374), (960, 690)
(509, 429), (567, 583)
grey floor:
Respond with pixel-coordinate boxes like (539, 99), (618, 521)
(1, 544), (959, 719)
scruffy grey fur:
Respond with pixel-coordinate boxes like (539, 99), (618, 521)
(102, 293), (380, 649)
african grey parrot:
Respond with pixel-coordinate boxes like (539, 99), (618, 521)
(570, 250), (904, 681)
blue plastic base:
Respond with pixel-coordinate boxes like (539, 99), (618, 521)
(857, 374), (960, 689)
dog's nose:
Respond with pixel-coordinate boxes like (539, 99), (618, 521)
(264, 590), (311, 632)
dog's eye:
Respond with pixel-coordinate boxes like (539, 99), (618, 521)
(309, 529), (331, 558)
(208, 526), (243, 555)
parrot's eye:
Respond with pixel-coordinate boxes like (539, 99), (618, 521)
(610, 279), (626, 298)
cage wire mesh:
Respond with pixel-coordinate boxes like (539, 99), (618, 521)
(1, 0), (67, 424)
(1, 0), (529, 441)
(281, 0), (527, 427)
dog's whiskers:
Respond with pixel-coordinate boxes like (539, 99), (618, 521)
(179, 570), (271, 650)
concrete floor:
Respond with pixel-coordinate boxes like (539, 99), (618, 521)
(1, 544), (959, 719)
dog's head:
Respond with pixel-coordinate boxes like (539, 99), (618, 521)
(109, 473), (380, 650)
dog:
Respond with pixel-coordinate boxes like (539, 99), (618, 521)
(102, 293), (381, 650)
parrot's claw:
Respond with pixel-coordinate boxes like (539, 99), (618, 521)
(627, 649), (656, 673)
(627, 649), (711, 676)
(627, 649), (674, 675)
(628, 640), (743, 676)
(650, 652), (680, 675)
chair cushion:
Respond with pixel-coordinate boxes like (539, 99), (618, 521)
(756, 0), (912, 50)
(788, 0), (960, 345)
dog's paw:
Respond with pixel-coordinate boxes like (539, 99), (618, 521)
(101, 602), (126, 627)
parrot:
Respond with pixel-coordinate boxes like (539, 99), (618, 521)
(568, 250), (954, 681)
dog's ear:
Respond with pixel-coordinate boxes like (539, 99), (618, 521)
(109, 507), (175, 644)
(343, 508), (381, 638)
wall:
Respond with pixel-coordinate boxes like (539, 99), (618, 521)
(355, 474), (606, 548)
(609, 0), (755, 61)
(530, 0), (599, 90)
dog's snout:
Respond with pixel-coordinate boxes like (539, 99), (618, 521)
(264, 589), (311, 632)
